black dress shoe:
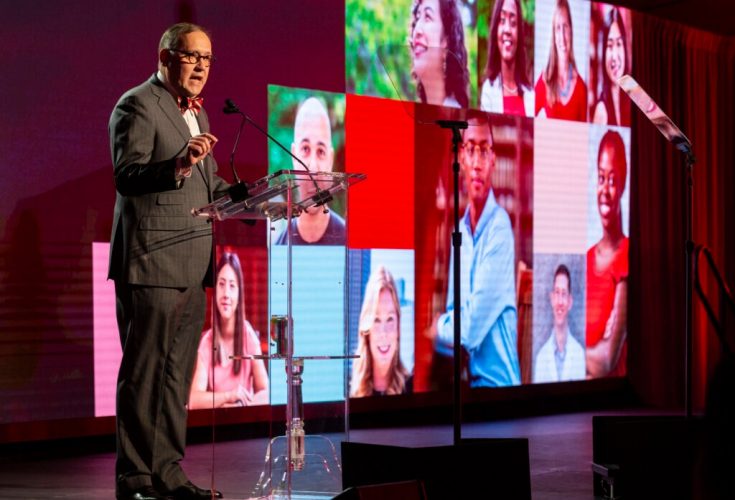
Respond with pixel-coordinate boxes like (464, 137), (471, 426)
(117, 485), (171, 500)
(164, 481), (223, 500)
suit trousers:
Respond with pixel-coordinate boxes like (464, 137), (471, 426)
(114, 281), (206, 492)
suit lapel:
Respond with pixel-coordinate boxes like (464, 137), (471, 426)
(195, 110), (212, 194)
(148, 75), (192, 143)
(148, 75), (212, 196)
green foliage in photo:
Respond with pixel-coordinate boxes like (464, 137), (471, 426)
(346, 0), (415, 100)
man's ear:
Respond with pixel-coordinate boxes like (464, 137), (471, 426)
(159, 48), (171, 66)
(327, 147), (335, 171)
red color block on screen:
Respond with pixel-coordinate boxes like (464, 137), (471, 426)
(345, 95), (414, 249)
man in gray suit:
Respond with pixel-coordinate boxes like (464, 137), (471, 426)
(109, 23), (228, 500)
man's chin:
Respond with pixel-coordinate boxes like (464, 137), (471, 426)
(470, 190), (488, 205)
(184, 84), (204, 96)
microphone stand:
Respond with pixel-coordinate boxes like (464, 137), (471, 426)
(437, 119), (468, 446)
(223, 99), (332, 209)
(680, 144), (696, 419)
(225, 107), (249, 202)
(617, 75), (696, 417)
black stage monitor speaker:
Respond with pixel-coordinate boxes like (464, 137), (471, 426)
(332, 480), (425, 500)
(592, 415), (703, 500)
(342, 439), (531, 500)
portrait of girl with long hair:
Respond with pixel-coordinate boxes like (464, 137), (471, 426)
(189, 252), (269, 408)
(350, 266), (412, 397)
(409, 0), (470, 108)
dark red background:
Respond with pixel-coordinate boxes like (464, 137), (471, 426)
(1, 1), (734, 441)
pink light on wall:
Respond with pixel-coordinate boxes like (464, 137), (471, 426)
(92, 242), (119, 417)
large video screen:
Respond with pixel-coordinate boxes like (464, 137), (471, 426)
(340, 0), (632, 393)
(85, 0), (634, 416)
(89, 2), (630, 419)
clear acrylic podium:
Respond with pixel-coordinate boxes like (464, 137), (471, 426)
(194, 169), (365, 499)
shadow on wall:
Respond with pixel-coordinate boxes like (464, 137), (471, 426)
(0, 167), (114, 425)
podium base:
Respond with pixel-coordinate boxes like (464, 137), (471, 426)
(252, 435), (342, 499)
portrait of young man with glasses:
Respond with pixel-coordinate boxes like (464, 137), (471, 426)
(108, 22), (228, 500)
(433, 113), (521, 388)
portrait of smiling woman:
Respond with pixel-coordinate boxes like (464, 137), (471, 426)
(586, 130), (629, 379)
(592, 6), (631, 126)
(189, 252), (269, 409)
(350, 266), (412, 397)
(534, 0), (588, 121)
(480, 0), (534, 116)
(409, 0), (470, 108)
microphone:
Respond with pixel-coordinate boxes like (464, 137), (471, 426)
(222, 98), (332, 209)
(435, 119), (468, 129)
(223, 98), (240, 115)
(222, 98), (248, 202)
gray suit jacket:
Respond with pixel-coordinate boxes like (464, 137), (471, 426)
(108, 74), (229, 287)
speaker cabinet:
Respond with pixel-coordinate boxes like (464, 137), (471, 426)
(341, 439), (531, 499)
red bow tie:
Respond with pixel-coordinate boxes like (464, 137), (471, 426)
(178, 96), (203, 115)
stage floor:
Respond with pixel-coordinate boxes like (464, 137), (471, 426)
(0, 410), (655, 499)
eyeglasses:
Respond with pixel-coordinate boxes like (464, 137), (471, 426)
(462, 142), (493, 162)
(168, 48), (216, 67)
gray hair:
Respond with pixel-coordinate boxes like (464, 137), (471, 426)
(158, 22), (210, 51)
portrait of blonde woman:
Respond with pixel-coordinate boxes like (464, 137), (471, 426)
(350, 266), (412, 397)
(534, 0), (588, 121)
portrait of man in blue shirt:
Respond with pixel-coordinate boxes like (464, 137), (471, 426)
(435, 115), (521, 387)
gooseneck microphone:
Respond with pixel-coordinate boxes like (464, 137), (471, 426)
(223, 98), (240, 115)
(221, 99), (249, 202)
(222, 98), (332, 209)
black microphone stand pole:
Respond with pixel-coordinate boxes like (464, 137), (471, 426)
(682, 145), (696, 419)
(437, 119), (467, 446)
